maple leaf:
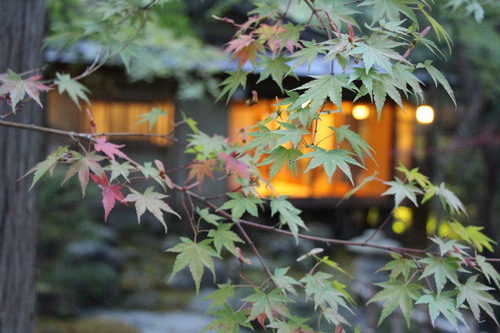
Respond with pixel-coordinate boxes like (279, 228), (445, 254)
(332, 125), (375, 163)
(256, 55), (295, 91)
(382, 177), (423, 207)
(224, 34), (259, 67)
(23, 146), (69, 190)
(349, 34), (409, 75)
(270, 195), (308, 243)
(476, 255), (500, 290)
(419, 254), (461, 293)
(90, 173), (124, 221)
(457, 275), (500, 325)
(123, 187), (180, 233)
(291, 74), (349, 114)
(368, 278), (423, 326)
(423, 183), (467, 215)
(106, 160), (135, 183)
(207, 223), (244, 256)
(54, 72), (91, 108)
(300, 147), (363, 184)
(217, 70), (249, 103)
(203, 281), (236, 311)
(186, 159), (215, 188)
(94, 137), (128, 161)
(202, 304), (252, 333)
(196, 207), (223, 226)
(218, 192), (263, 221)
(396, 163), (431, 188)
(272, 267), (301, 296)
(449, 221), (495, 253)
(218, 152), (250, 179)
(243, 288), (292, 325)
(135, 107), (167, 129)
(0, 70), (50, 112)
(167, 237), (220, 294)
(62, 151), (106, 196)
(379, 252), (417, 280)
(416, 290), (468, 331)
(258, 147), (303, 182)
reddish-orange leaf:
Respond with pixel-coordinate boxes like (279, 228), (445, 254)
(186, 159), (215, 188)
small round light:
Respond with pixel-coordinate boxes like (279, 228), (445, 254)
(416, 105), (435, 124)
(352, 105), (370, 120)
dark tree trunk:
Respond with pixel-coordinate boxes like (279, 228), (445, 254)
(0, 1), (46, 332)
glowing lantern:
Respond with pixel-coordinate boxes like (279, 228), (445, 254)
(352, 104), (370, 120)
(416, 105), (434, 124)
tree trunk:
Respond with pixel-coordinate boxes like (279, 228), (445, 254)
(0, 1), (46, 332)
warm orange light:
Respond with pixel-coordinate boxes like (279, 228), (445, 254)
(416, 105), (434, 124)
(352, 105), (370, 120)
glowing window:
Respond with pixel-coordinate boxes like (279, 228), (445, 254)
(228, 100), (399, 199)
(80, 100), (174, 146)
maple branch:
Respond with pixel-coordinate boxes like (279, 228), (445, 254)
(0, 119), (178, 143)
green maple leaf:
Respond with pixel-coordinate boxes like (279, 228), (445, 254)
(423, 183), (466, 215)
(392, 63), (424, 103)
(135, 107), (167, 129)
(196, 207), (223, 226)
(243, 288), (292, 322)
(138, 162), (166, 191)
(289, 40), (325, 72)
(218, 192), (263, 221)
(54, 73), (91, 109)
(382, 177), (422, 207)
(24, 146), (69, 190)
(106, 160), (135, 183)
(416, 290), (468, 331)
(267, 317), (313, 333)
(291, 74), (348, 113)
(62, 151), (106, 196)
(257, 55), (295, 91)
(429, 236), (470, 258)
(204, 281), (235, 310)
(372, 74), (405, 117)
(476, 255), (500, 290)
(349, 34), (409, 75)
(202, 304), (252, 333)
(457, 275), (500, 325)
(167, 237), (220, 294)
(417, 60), (455, 105)
(396, 163), (431, 188)
(217, 70), (248, 103)
(301, 272), (352, 312)
(331, 125), (374, 163)
(208, 223), (244, 256)
(300, 147), (363, 184)
(258, 147), (303, 181)
(379, 252), (417, 280)
(368, 278), (423, 326)
(359, 0), (418, 22)
(274, 121), (309, 148)
(188, 133), (228, 158)
(272, 267), (301, 296)
(450, 222), (495, 252)
(246, 123), (284, 152)
(270, 195), (307, 243)
(419, 255), (461, 293)
(124, 187), (180, 233)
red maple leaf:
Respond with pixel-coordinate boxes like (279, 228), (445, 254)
(0, 72), (50, 111)
(90, 173), (125, 221)
(224, 34), (259, 67)
(218, 152), (250, 179)
(94, 137), (128, 161)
